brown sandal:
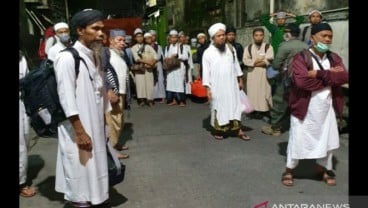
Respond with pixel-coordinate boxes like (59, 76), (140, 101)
(281, 172), (294, 187)
(213, 135), (224, 140)
(20, 186), (36, 197)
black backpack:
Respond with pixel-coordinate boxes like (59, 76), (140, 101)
(20, 47), (86, 138)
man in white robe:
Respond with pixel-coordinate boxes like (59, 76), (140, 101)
(165, 29), (189, 107)
(47, 22), (72, 62)
(202, 23), (250, 141)
(149, 30), (166, 103)
(53, 9), (111, 207)
(281, 23), (348, 187)
(179, 31), (194, 97)
(19, 51), (37, 197)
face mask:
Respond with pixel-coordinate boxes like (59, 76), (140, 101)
(314, 42), (330, 53)
(59, 34), (70, 43)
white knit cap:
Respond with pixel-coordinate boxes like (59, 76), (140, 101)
(169, 29), (178, 36)
(134, 28), (143, 35)
(54, 22), (69, 32)
(308, 9), (322, 17)
(143, 32), (152, 38)
(197, 33), (206, 39)
(208, 23), (226, 38)
(148, 29), (157, 35)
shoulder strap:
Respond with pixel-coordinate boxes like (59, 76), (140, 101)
(248, 44), (252, 59)
(61, 47), (92, 81)
(300, 49), (313, 70)
(227, 43), (235, 62)
(265, 43), (270, 53)
(302, 26), (309, 42)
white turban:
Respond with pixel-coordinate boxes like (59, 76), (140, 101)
(208, 23), (226, 38)
(196, 33), (206, 39)
(54, 22), (69, 32)
(148, 30), (157, 35)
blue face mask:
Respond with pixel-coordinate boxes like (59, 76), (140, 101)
(314, 42), (330, 53)
(59, 34), (70, 43)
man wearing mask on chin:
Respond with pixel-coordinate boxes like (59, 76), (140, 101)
(47, 22), (72, 62)
(281, 23), (348, 187)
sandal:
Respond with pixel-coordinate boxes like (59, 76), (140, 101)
(238, 132), (250, 141)
(281, 172), (294, 187)
(213, 135), (224, 140)
(20, 186), (36, 197)
(323, 170), (336, 186)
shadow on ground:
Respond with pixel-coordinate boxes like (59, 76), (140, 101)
(27, 154), (45, 186)
(278, 141), (339, 181)
(36, 176), (64, 202)
(119, 122), (134, 145)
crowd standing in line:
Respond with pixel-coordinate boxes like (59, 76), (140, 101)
(19, 8), (349, 203)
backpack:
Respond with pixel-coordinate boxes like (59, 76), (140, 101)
(283, 49), (336, 95)
(20, 47), (87, 138)
(38, 26), (57, 60)
(301, 26), (310, 42)
(247, 43), (270, 59)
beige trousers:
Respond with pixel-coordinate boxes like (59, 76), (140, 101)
(105, 94), (125, 147)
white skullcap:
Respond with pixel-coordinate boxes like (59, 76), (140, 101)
(169, 29), (178, 36)
(144, 32), (152, 38)
(134, 28), (143, 35)
(178, 31), (185, 36)
(308, 9), (322, 17)
(54, 22), (69, 31)
(148, 30), (157, 35)
(197, 33), (206, 39)
(208, 23), (226, 38)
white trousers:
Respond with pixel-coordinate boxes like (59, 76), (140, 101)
(286, 150), (334, 170)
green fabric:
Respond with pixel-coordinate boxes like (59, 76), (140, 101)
(270, 77), (290, 131)
(260, 14), (304, 55)
(213, 111), (241, 136)
(272, 39), (308, 71)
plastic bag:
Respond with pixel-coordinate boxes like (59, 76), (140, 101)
(239, 90), (254, 114)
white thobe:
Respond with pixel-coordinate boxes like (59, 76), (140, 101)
(109, 48), (128, 94)
(202, 44), (243, 126)
(48, 41), (67, 62)
(19, 55), (29, 185)
(165, 43), (188, 93)
(183, 44), (193, 94)
(54, 41), (111, 205)
(287, 51), (339, 162)
(153, 44), (166, 99)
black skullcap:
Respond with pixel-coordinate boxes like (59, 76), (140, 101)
(70, 9), (104, 31)
(311, 23), (332, 35)
(284, 23), (300, 36)
(225, 26), (236, 34)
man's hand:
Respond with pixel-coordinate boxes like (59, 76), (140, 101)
(207, 88), (212, 102)
(307, 70), (317, 78)
(69, 115), (92, 151)
(330, 66), (344, 72)
(107, 89), (119, 104)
